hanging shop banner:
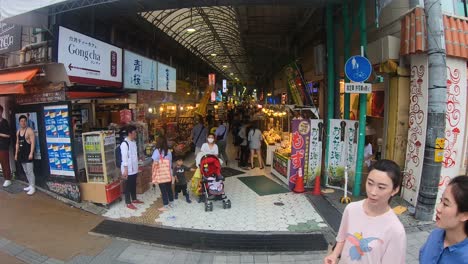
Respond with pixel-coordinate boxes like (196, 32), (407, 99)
(327, 119), (359, 191)
(208, 73), (215, 86)
(57, 26), (122, 87)
(15, 112), (41, 159)
(306, 119), (324, 188)
(44, 105), (75, 177)
(222, 79), (227, 93)
(123, 50), (157, 90)
(402, 54), (428, 206)
(0, 23), (22, 54)
(435, 57), (468, 219)
(157, 62), (176, 92)
(289, 119), (311, 190)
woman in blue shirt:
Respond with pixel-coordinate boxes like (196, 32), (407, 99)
(419, 176), (468, 263)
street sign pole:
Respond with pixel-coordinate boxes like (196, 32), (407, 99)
(353, 0), (368, 196)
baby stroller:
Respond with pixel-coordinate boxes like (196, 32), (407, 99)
(198, 154), (231, 212)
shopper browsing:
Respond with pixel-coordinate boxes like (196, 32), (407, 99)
(419, 176), (468, 263)
(15, 115), (36, 195)
(120, 125), (144, 210)
(152, 135), (174, 211)
(323, 159), (406, 264)
(215, 120), (228, 166)
(248, 122), (264, 169)
(173, 158), (195, 203)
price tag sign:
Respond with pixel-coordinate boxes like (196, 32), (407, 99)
(344, 83), (372, 94)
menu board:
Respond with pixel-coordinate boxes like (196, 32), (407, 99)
(44, 105), (75, 177)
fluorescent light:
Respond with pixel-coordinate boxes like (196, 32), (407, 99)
(187, 28), (196, 33)
(222, 65), (228, 68)
(230, 73), (234, 75)
(210, 53), (217, 57)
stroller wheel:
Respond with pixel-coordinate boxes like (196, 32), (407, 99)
(205, 201), (213, 212)
(226, 199), (231, 209)
(222, 200), (227, 209)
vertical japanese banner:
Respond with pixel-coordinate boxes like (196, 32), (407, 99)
(435, 58), (467, 218)
(306, 119), (323, 188)
(402, 54), (428, 206)
(288, 119), (310, 190)
(327, 119), (359, 190)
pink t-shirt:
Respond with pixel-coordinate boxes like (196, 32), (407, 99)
(336, 200), (406, 264)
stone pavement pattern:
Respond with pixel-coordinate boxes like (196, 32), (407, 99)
(0, 231), (429, 264)
(0, 181), (429, 264)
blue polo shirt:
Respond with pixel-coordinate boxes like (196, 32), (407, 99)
(419, 228), (468, 264)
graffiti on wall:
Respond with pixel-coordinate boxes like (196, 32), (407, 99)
(46, 181), (81, 202)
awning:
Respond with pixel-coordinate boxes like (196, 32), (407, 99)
(66, 91), (123, 99)
(0, 68), (39, 95)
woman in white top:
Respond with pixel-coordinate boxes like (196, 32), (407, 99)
(248, 123), (264, 169)
(200, 133), (219, 156)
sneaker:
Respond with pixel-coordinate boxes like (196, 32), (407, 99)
(2, 180), (11, 187)
(27, 187), (35, 196)
(24, 186), (31, 191)
(186, 196), (192, 203)
(133, 199), (144, 204)
(126, 204), (137, 210)
(158, 206), (168, 212)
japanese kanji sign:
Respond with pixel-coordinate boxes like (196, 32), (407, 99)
(289, 119), (311, 190)
(123, 50), (157, 90)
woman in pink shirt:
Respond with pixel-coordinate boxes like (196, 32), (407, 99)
(324, 159), (406, 264)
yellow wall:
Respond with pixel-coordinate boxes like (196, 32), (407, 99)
(386, 75), (410, 167)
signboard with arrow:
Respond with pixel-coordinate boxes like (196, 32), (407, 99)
(57, 26), (122, 87)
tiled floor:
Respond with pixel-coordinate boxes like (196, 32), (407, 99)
(102, 136), (328, 232)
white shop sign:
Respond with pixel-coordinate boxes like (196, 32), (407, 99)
(344, 83), (372, 94)
(123, 50), (157, 90)
(57, 26), (122, 87)
(157, 62), (176, 93)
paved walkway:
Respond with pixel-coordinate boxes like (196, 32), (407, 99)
(0, 172), (430, 264)
(0, 133), (433, 263)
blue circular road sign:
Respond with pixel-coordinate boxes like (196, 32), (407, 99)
(344, 56), (372, 83)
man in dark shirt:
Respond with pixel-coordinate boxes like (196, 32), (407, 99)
(0, 105), (12, 187)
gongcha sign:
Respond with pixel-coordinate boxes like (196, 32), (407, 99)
(0, 23), (22, 54)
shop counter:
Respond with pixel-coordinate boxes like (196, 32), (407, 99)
(270, 152), (291, 185)
(262, 139), (279, 166)
(80, 180), (121, 208)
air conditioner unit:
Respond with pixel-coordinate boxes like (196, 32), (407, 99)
(368, 35), (400, 64)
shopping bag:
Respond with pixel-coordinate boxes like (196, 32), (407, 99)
(190, 168), (202, 195)
(152, 158), (172, 184)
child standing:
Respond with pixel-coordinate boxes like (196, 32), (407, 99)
(173, 158), (195, 203)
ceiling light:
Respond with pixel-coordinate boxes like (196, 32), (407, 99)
(230, 73), (234, 75)
(210, 53), (217, 57)
(222, 65), (228, 68)
(187, 8), (196, 33)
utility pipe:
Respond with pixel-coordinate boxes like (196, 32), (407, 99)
(343, 1), (350, 119)
(324, 3), (335, 186)
(352, 0), (368, 196)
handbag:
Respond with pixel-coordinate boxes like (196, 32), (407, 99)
(216, 125), (227, 141)
(151, 155), (172, 184)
